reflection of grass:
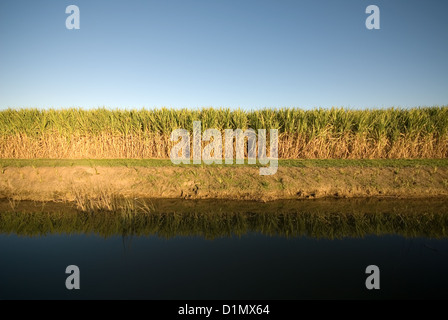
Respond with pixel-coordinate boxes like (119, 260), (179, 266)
(72, 190), (154, 228)
(0, 200), (447, 239)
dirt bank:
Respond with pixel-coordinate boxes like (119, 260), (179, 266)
(1, 165), (447, 201)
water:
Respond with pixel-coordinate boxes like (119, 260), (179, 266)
(0, 198), (447, 299)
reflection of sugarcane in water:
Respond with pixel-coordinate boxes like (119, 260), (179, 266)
(0, 198), (447, 240)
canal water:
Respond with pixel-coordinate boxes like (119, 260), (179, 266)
(0, 198), (447, 299)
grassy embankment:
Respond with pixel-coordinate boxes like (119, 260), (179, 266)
(0, 107), (447, 202)
(1, 158), (447, 202)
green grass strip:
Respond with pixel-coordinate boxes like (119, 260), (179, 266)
(1, 158), (447, 168)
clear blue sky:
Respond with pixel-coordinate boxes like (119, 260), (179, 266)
(0, 0), (447, 110)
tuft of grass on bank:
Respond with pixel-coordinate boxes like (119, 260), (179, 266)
(1, 158), (447, 168)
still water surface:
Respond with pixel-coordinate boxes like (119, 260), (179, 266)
(0, 198), (447, 299)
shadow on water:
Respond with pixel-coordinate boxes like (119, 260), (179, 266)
(0, 198), (447, 239)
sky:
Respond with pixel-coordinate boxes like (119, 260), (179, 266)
(0, 0), (447, 110)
